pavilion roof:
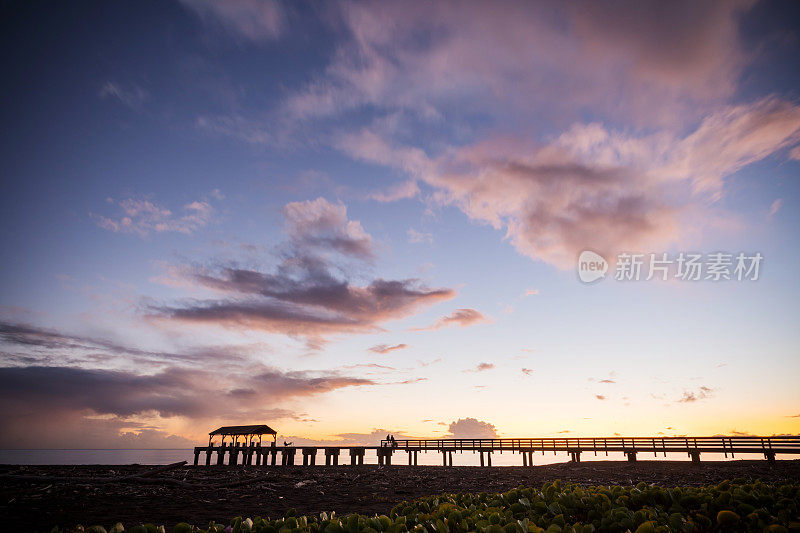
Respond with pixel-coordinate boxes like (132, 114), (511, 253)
(209, 424), (277, 436)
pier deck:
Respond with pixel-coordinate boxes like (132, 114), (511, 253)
(194, 435), (800, 466)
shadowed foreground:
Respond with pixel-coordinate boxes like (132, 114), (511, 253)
(1, 460), (798, 530)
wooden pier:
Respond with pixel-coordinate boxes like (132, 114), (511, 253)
(194, 434), (800, 466)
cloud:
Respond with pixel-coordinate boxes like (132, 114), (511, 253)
(92, 197), (214, 237)
(179, 0), (284, 42)
(521, 368), (534, 376)
(0, 321), (226, 368)
(342, 96), (800, 268)
(413, 308), (489, 331)
(595, 394), (606, 400)
(369, 343), (409, 355)
(191, 2), (800, 270)
(0, 364), (370, 418)
(154, 199), (455, 347)
(159, 268), (454, 347)
(99, 81), (148, 110)
(407, 228), (433, 244)
(369, 180), (420, 203)
(464, 362), (494, 373)
(768, 199), (783, 219)
(524, 289), (539, 296)
(446, 417), (498, 439)
(677, 385), (715, 403)
(390, 377), (427, 385)
(0, 363), (373, 447)
(283, 198), (374, 260)
(598, 379), (616, 384)
(279, 1), (754, 126)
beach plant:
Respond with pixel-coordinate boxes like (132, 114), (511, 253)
(57, 479), (799, 533)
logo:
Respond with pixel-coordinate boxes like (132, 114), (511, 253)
(578, 250), (608, 283)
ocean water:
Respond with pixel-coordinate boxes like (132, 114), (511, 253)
(0, 449), (194, 465)
(0, 449), (745, 466)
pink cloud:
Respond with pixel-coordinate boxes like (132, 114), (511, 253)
(446, 417), (498, 438)
(343, 97), (800, 268)
(769, 199), (783, 219)
(368, 343), (409, 355)
(464, 362), (494, 373)
(413, 308), (489, 331)
(279, 1), (754, 126)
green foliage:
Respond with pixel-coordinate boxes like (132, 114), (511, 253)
(63, 480), (799, 533)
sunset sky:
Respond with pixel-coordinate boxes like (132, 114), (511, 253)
(1, 0), (799, 449)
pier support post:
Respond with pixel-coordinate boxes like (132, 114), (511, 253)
(569, 450), (581, 463)
(255, 443), (262, 466)
(205, 446), (212, 466)
(194, 448), (200, 466)
(229, 444), (238, 465)
(487, 451), (492, 467)
(325, 448), (340, 465)
(408, 451), (413, 465)
(217, 443), (225, 465)
(246, 444), (254, 466)
(522, 452), (527, 466)
(300, 447), (316, 466)
(625, 450), (637, 462)
(479, 452), (484, 467)
(765, 451), (776, 464)
(282, 448), (295, 465)
(690, 451), (701, 464)
(350, 447), (364, 465)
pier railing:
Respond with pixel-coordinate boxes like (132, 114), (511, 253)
(381, 435), (800, 461)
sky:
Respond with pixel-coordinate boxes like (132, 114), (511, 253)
(0, 0), (799, 449)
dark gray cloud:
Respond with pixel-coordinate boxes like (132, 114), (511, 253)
(0, 321), (245, 368)
(159, 264), (454, 346)
(0, 365), (211, 418)
(153, 198), (456, 347)
(0, 363), (376, 447)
